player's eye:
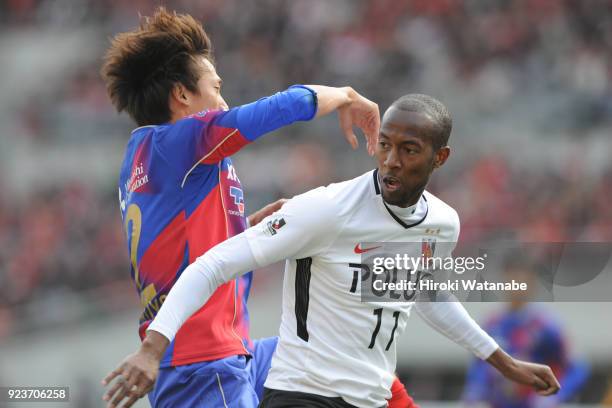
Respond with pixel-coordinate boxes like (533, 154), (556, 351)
(379, 141), (390, 149)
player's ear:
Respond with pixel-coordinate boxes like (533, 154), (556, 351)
(171, 83), (190, 107)
(433, 146), (450, 169)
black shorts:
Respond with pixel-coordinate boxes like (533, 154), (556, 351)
(258, 387), (386, 408)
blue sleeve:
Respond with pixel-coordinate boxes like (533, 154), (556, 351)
(156, 85), (317, 178)
(215, 85), (317, 141)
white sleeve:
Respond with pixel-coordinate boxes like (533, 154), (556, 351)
(244, 187), (340, 265)
(414, 293), (499, 360)
(412, 207), (497, 360)
(147, 188), (339, 342)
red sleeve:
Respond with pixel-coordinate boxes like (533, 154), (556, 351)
(388, 376), (419, 408)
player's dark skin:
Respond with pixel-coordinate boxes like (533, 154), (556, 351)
(376, 106), (449, 208)
(375, 105), (561, 396)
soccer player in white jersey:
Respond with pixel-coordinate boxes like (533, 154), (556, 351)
(104, 94), (560, 407)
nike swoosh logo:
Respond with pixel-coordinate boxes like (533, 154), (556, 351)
(354, 244), (381, 254)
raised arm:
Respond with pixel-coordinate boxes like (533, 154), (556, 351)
(162, 85), (379, 181)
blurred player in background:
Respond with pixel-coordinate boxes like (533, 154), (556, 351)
(99, 6), (419, 408)
(463, 254), (589, 407)
(103, 94), (561, 407)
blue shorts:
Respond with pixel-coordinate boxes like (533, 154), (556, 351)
(148, 337), (278, 408)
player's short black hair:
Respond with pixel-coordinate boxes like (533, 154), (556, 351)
(101, 7), (212, 126)
(390, 94), (452, 150)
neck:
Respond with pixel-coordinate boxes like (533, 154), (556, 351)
(169, 112), (184, 124)
(394, 189), (424, 208)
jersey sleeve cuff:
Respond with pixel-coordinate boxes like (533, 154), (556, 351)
(474, 336), (499, 360)
(288, 85), (318, 121)
(146, 322), (176, 343)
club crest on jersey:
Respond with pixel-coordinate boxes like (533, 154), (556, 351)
(421, 238), (437, 259)
(229, 186), (245, 215)
(265, 217), (286, 236)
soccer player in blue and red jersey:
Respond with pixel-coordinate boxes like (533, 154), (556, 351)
(463, 255), (588, 407)
(99, 7), (402, 408)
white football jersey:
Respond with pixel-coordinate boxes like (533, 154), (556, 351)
(244, 170), (460, 407)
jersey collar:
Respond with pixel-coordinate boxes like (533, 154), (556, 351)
(130, 125), (158, 134)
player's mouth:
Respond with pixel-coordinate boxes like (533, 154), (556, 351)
(381, 175), (401, 192)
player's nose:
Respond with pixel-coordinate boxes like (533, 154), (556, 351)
(219, 97), (229, 111)
(384, 148), (401, 169)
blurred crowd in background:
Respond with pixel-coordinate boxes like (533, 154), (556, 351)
(0, 0), (611, 403)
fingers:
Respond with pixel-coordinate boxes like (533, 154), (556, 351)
(102, 367), (123, 386)
(122, 394), (140, 408)
(270, 198), (288, 212)
(351, 94), (379, 156)
(109, 368), (141, 408)
(365, 105), (380, 156)
(109, 380), (131, 408)
(102, 366), (149, 408)
(102, 367), (127, 403)
(532, 374), (549, 391)
(339, 107), (359, 150)
(104, 374), (150, 408)
(337, 91), (380, 155)
(535, 367), (561, 396)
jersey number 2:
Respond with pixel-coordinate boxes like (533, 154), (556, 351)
(368, 308), (400, 351)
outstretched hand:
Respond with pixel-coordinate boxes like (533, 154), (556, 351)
(502, 359), (561, 396)
(102, 331), (168, 408)
(487, 348), (561, 396)
(306, 85), (380, 156)
(338, 88), (380, 156)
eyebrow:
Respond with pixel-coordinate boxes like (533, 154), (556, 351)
(379, 132), (423, 147)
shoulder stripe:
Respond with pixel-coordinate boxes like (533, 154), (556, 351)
(180, 129), (239, 188)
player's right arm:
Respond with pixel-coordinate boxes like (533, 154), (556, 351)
(160, 85), (379, 179)
(102, 189), (338, 408)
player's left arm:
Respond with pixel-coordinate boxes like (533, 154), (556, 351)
(159, 85), (379, 182)
(413, 211), (560, 397)
(414, 289), (560, 396)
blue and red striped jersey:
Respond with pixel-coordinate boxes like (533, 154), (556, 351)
(118, 85), (316, 367)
